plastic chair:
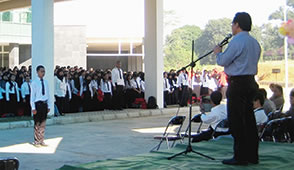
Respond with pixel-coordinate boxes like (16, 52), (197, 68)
(181, 114), (203, 138)
(0, 157), (19, 170)
(151, 115), (186, 151)
(259, 117), (292, 142)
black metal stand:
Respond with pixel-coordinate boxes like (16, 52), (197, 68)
(168, 35), (231, 160)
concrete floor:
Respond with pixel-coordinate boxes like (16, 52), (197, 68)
(0, 112), (205, 170)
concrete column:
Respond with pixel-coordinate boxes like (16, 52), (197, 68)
(144, 0), (164, 108)
(31, 0), (54, 116)
(8, 43), (19, 68)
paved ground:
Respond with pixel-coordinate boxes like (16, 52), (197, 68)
(0, 110), (205, 170)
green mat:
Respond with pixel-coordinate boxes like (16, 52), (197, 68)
(59, 137), (294, 170)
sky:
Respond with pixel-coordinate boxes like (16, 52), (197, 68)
(54, 0), (285, 37)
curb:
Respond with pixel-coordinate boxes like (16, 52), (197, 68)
(0, 107), (197, 130)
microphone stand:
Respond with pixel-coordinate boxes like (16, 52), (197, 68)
(167, 38), (230, 160)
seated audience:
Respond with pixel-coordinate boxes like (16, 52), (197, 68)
(192, 91), (228, 143)
(258, 88), (276, 115)
(253, 92), (268, 125)
(269, 84), (284, 111)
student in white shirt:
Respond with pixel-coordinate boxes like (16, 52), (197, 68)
(100, 73), (112, 110)
(163, 72), (171, 108)
(124, 73), (133, 108)
(192, 91), (229, 143)
(5, 74), (20, 116)
(83, 74), (94, 112)
(71, 72), (82, 113)
(63, 73), (72, 113)
(21, 75), (31, 116)
(178, 69), (189, 107)
(30, 65), (51, 147)
(54, 69), (66, 116)
(253, 92), (268, 125)
(111, 61), (125, 110)
(130, 72), (143, 105)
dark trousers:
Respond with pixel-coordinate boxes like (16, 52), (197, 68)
(103, 93), (112, 110)
(55, 96), (65, 115)
(113, 85), (124, 109)
(227, 75), (259, 162)
(24, 95), (31, 116)
(192, 126), (230, 143)
(179, 86), (189, 107)
(33, 101), (48, 144)
(8, 94), (18, 115)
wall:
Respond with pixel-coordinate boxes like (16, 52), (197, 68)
(54, 25), (87, 68)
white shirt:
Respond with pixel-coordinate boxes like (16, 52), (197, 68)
(21, 81), (31, 99)
(131, 78), (141, 90)
(5, 81), (20, 102)
(163, 78), (170, 92)
(54, 76), (66, 97)
(208, 77), (218, 91)
(65, 80), (72, 100)
(140, 80), (145, 92)
(201, 74), (210, 88)
(173, 79), (179, 88)
(254, 108), (268, 125)
(90, 80), (98, 91)
(71, 79), (79, 95)
(30, 77), (51, 110)
(178, 72), (189, 86)
(201, 104), (228, 131)
(100, 79), (112, 95)
(111, 67), (125, 86)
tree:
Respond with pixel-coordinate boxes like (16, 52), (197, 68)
(269, 0), (294, 20)
(164, 25), (202, 71)
(194, 18), (232, 65)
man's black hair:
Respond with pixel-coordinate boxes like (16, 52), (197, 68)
(210, 91), (223, 105)
(254, 92), (265, 106)
(36, 65), (45, 72)
(258, 88), (267, 99)
(233, 12), (252, 31)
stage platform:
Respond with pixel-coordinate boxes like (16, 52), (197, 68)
(59, 137), (294, 170)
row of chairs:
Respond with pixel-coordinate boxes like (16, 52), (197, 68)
(258, 110), (293, 143)
(150, 115), (229, 151)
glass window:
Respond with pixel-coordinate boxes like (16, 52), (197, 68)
(2, 12), (12, 22)
(3, 46), (10, 52)
(3, 53), (9, 67)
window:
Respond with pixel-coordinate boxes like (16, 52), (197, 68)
(2, 12), (12, 22)
(0, 45), (9, 67)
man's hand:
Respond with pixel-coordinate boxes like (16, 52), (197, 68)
(179, 87), (182, 91)
(47, 109), (50, 113)
(23, 99), (26, 103)
(113, 86), (116, 91)
(32, 110), (37, 115)
(213, 45), (222, 55)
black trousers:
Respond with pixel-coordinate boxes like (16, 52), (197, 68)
(179, 86), (189, 107)
(24, 95), (31, 116)
(103, 93), (112, 110)
(55, 96), (65, 114)
(113, 85), (124, 109)
(227, 75), (259, 162)
(192, 126), (230, 143)
(8, 94), (18, 115)
(33, 101), (48, 144)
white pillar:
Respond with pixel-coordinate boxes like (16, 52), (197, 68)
(144, 0), (164, 108)
(32, 0), (54, 116)
(9, 43), (19, 68)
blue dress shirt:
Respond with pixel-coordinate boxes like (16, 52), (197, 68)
(216, 31), (261, 76)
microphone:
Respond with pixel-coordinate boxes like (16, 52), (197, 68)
(218, 34), (233, 47)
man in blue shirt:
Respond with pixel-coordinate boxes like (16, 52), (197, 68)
(214, 12), (260, 166)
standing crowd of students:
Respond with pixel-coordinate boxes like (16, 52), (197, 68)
(163, 68), (228, 107)
(0, 61), (147, 117)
